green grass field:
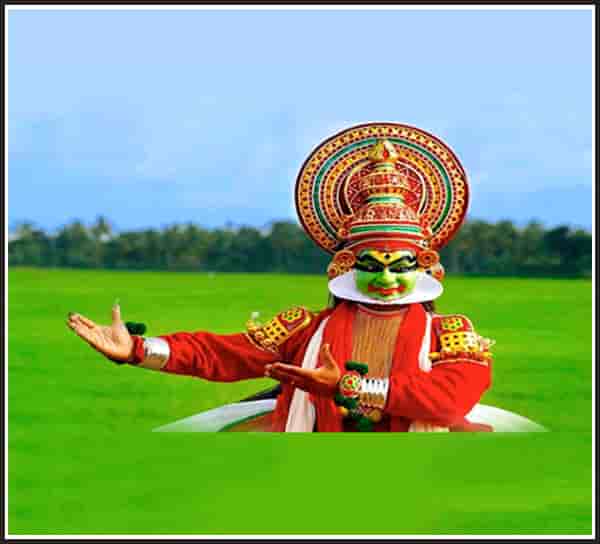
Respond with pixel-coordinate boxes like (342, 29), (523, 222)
(8, 267), (593, 535)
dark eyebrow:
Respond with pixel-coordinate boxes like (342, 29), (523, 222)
(388, 255), (417, 265)
(356, 255), (384, 265)
(387, 260), (417, 272)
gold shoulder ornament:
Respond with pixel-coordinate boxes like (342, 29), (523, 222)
(245, 306), (313, 354)
(429, 314), (494, 367)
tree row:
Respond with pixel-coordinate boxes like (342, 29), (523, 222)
(8, 217), (592, 277)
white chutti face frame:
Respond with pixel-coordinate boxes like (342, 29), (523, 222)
(328, 270), (443, 305)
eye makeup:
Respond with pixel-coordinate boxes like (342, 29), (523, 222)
(354, 258), (385, 273)
(388, 256), (417, 273)
(355, 255), (417, 274)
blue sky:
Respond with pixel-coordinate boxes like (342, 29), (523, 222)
(8, 8), (593, 232)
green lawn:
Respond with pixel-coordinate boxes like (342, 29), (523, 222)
(8, 267), (593, 535)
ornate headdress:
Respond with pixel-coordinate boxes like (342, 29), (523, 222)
(295, 122), (469, 281)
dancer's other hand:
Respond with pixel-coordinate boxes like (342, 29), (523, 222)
(264, 343), (340, 397)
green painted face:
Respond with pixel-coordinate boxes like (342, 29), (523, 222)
(354, 249), (418, 301)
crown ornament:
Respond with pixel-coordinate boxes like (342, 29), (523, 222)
(294, 123), (469, 278)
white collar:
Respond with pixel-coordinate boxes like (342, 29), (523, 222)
(328, 270), (443, 305)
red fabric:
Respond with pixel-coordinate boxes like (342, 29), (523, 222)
(271, 309), (335, 431)
(160, 332), (276, 381)
(312, 301), (428, 431)
(152, 312), (330, 382)
(385, 310), (491, 427)
(311, 302), (356, 431)
(306, 303), (491, 431)
(386, 361), (491, 427)
(146, 303), (491, 432)
(130, 335), (146, 363)
(449, 419), (493, 432)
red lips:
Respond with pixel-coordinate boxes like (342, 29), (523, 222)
(368, 284), (406, 296)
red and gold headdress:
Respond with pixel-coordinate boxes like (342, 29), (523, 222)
(295, 122), (469, 281)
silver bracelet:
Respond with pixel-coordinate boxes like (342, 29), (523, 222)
(359, 378), (389, 410)
(138, 337), (170, 370)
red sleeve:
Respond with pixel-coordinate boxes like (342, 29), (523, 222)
(159, 331), (279, 381)
(130, 307), (330, 382)
(385, 361), (491, 427)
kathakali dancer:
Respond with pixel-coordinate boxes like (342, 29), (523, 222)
(67, 122), (544, 432)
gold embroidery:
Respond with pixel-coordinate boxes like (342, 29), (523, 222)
(440, 316), (464, 331)
(432, 314), (493, 367)
(280, 308), (304, 322)
(246, 306), (312, 353)
(440, 331), (481, 353)
(431, 357), (490, 368)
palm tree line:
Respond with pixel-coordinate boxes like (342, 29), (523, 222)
(8, 217), (592, 277)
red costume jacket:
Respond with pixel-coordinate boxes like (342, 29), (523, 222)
(131, 302), (492, 432)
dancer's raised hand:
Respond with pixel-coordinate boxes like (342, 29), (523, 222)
(66, 303), (134, 363)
